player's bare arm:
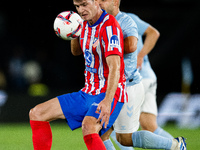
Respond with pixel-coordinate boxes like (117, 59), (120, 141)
(124, 36), (138, 54)
(96, 55), (121, 128)
(137, 25), (160, 68)
(71, 38), (83, 56)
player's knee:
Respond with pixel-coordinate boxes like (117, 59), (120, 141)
(140, 120), (157, 132)
(82, 122), (94, 136)
(82, 117), (101, 136)
(29, 105), (43, 121)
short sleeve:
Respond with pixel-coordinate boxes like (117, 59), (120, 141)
(101, 22), (124, 58)
(127, 13), (150, 35)
(121, 15), (138, 39)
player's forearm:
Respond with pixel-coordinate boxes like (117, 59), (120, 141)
(138, 26), (160, 58)
(71, 38), (83, 56)
(105, 56), (120, 102)
(105, 69), (120, 103)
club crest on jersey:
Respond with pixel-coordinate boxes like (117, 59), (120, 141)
(109, 35), (120, 49)
(93, 37), (99, 48)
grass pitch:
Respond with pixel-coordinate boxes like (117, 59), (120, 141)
(0, 122), (199, 150)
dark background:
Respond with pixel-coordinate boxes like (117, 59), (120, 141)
(0, 0), (200, 121)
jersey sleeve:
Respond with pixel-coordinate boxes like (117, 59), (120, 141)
(121, 15), (138, 39)
(101, 17), (124, 58)
(127, 13), (150, 35)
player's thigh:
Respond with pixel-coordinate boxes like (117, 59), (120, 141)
(140, 79), (158, 131)
(29, 97), (65, 122)
(114, 82), (144, 133)
(101, 126), (113, 141)
(141, 79), (158, 116)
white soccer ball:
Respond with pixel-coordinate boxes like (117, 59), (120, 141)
(53, 11), (83, 40)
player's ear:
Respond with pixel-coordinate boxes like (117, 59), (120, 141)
(94, 0), (100, 7)
(114, 0), (119, 7)
(94, 0), (99, 4)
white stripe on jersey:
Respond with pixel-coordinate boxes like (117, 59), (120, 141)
(97, 43), (105, 95)
(116, 28), (122, 53)
(118, 83), (123, 102)
(96, 16), (109, 95)
(100, 15), (109, 29)
(96, 23), (106, 95)
(83, 24), (89, 92)
(106, 26), (113, 51)
(88, 27), (97, 94)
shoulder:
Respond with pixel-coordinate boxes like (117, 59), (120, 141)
(126, 12), (144, 25)
(118, 12), (134, 22)
(126, 12), (149, 27)
(100, 14), (122, 33)
(126, 12), (150, 35)
(115, 12), (138, 38)
(103, 14), (119, 25)
(126, 12), (139, 20)
(116, 12), (137, 28)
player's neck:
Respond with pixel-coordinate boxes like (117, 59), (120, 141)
(112, 8), (120, 17)
(88, 9), (103, 26)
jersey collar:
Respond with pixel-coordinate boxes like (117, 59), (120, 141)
(87, 9), (107, 27)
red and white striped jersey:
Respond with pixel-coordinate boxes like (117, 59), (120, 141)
(80, 10), (127, 103)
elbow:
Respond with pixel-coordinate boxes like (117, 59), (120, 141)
(133, 44), (137, 52)
(71, 48), (82, 56)
(131, 43), (137, 53)
(155, 29), (160, 39)
(71, 50), (78, 56)
(147, 26), (160, 40)
(125, 44), (137, 54)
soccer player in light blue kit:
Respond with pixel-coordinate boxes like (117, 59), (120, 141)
(126, 12), (174, 140)
(99, 0), (187, 150)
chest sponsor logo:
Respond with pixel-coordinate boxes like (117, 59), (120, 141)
(84, 50), (97, 73)
(85, 50), (92, 66)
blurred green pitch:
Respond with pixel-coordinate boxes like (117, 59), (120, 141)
(0, 123), (199, 150)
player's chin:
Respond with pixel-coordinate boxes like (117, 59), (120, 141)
(81, 15), (89, 21)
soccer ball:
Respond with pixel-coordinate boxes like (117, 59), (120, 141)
(53, 11), (83, 40)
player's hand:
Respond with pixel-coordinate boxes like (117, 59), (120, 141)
(137, 55), (143, 70)
(96, 99), (112, 129)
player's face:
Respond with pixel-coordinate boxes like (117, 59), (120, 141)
(99, 0), (115, 15)
(74, 0), (98, 21)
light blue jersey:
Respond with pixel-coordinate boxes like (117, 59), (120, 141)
(127, 13), (157, 80)
(115, 11), (142, 86)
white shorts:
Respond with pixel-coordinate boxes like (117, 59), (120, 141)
(141, 79), (158, 116)
(114, 82), (144, 133)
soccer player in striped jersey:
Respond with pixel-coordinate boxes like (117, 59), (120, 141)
(29, 0), (127, 150)
(99, 0), (187, 150)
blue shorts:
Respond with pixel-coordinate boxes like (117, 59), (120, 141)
(57, 90), (123, 136)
